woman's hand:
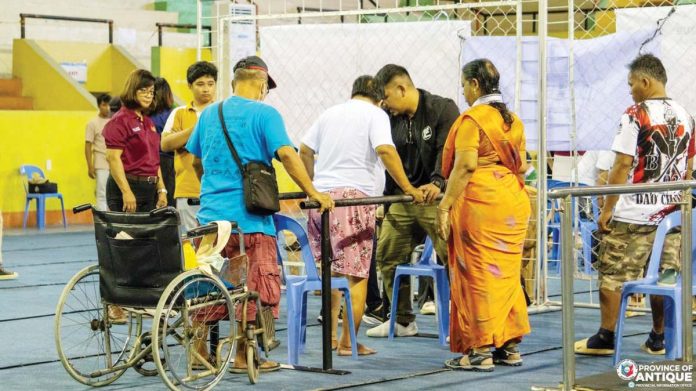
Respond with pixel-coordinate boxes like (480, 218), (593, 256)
(122, 190), (137, 213)
(156, 191), (168, 208)
(309, 192), (335, 213)
(436, 206), (451, 241)
(404, 185), (425, 205)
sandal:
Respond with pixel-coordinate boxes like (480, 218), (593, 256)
(444, 351), (494, 372)
(493, 343), (523, 366)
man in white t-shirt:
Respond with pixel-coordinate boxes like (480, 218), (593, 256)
(84, 94), (112, 211)
(300, 75), (423, 355)
(575, 54), (695, 357)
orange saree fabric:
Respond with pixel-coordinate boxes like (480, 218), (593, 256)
(442, 104), (531, 353)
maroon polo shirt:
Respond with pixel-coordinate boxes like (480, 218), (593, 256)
(104, 107), (160, 176)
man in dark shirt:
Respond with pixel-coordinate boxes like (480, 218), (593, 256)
(366, 64), (460, 337)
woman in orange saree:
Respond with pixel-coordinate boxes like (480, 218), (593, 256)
(436, 59), (531, 371)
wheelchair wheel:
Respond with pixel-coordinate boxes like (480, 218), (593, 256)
(54, 264), (133, 386)
(246, 343), (259, 385)
(152, 269), (236, 391)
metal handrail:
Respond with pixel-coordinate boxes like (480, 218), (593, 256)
(155, 23), (212, 48)
(548, 180), (696, 390)
(20, 14), (114, 43)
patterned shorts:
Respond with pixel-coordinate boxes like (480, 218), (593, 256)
(597, 220), (681, 291)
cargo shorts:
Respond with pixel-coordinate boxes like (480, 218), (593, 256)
(597, 220), (681, 292)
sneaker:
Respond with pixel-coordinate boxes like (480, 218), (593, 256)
(574, 328), (615, 356)
(317, 307), (342, 324)
(420, 301), (436, 315)
(657, 268), (678, 287)
(0, 267), (18, 280)
(362, 305), (387, 325)
(493, 343), (523, 366)
(641, 330), (666, 355)
(366, 320), (418, 338)
(444, 349), (494, 372)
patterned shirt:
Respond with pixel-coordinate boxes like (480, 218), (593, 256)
(611, 98), (695, 225)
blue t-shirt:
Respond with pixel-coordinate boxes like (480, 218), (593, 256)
(185, 96), (293, 235)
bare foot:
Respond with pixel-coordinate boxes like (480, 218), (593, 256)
(337, 343), (376, 356)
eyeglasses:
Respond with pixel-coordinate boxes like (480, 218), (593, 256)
(137, 87), (155, 96)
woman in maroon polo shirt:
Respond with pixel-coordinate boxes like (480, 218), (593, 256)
(104, 69), (168, 212)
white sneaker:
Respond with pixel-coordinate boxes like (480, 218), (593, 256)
(420, 301), (436, 315)
(366, 320), (418, 338)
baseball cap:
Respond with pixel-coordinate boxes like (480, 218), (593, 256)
(233, 56), (277, 89)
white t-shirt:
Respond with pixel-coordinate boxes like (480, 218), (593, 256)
(301, 99), (394, 195)
(611, 98), (695, 225)
(577, 150), (615, 186)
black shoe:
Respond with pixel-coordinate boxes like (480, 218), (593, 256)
(317, 307), (342, 324)
(362, 305), (387, 325)
(641, 330), (666, 355)
(575, 328), (615, 356)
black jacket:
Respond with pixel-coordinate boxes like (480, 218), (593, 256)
(384, 89), (460, 195)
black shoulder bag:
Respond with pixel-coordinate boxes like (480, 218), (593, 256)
(218, 102), (280, 215)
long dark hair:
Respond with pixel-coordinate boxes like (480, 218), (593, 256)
(151, 77), (174, 114)
(462, 59), (513, 126)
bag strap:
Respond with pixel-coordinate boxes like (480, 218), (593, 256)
(218, 102), (245, 174)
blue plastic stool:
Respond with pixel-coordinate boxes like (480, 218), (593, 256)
(20, 164), (67, 230)
(613, 210), (696, 365)
(388, 237), (450, 346)
(273, 214), (358, 365)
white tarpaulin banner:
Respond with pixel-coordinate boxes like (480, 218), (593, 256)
(260, 21), (471, 143)
(616, 4), (696, 116)
(461, 30), (658, 151)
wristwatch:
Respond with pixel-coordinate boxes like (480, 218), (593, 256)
(431, 178), (445, 191)
(157, 188), (168, 194)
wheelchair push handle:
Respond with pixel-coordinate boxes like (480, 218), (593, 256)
(149, 206), (178, 217)
(72, 204), (92, 214)
(186, 222), (239, 238)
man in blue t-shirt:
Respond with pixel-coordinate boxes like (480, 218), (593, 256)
(186, 56), (333, 372)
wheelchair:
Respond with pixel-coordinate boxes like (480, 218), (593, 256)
(54, 205), (271, 390)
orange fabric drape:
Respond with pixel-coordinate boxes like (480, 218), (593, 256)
(443, 104), (532, 353)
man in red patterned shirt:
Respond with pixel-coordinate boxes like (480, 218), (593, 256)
(575, 54), (695, 356)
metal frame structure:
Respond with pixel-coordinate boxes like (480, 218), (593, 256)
(549, 181), (696, 390)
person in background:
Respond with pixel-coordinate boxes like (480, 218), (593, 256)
(161, 61), (218, 232)
(104, 69), (168, 213)
(301, 75), (424, 356)
(85, 93), (112, 211)
(437, 59), (531, 371)
(0, 213), (18, 280)
(150, 77), (176, 206)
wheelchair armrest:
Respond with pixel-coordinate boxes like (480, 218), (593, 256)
(73, 204), (92, 214)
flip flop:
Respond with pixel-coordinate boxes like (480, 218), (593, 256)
(229, 360), (281, 373)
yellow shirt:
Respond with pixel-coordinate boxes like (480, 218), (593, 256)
(164, 103), (202, 198)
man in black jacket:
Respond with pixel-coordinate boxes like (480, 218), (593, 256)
(366, 64), (460, 337)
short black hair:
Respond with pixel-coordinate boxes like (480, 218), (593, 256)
(374, 64), (412, 92)
(96, 93), (111, 105)
(351, 75), (381, 102)
(187, 61), (218, 84)
(629, 53), (667, 85)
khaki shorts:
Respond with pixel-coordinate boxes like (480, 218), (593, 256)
(597, 220), (681, 292)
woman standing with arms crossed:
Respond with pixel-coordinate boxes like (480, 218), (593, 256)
(437, 59), (531, 371)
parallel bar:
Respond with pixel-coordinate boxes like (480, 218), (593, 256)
(548, 181), (696, 199)
(301, 194), (432, 209)
(560, 195), (575, 389)
(279, 192), (307, 200)
(156, 23), (212, 47)
(320, 210), (332, 370)
(19, 13), (114, 43)
(680, 188), (693, 362)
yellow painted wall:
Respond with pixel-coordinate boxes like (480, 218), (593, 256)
(12, 39), (97, 111)
(33, 41), (113, 94)
(0, 111), (96, 216)
(112, 45), (142, 94)
(152, 47), (212, 104)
